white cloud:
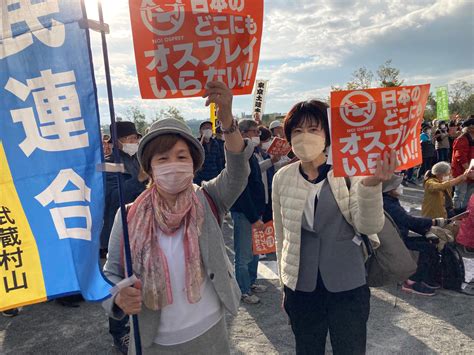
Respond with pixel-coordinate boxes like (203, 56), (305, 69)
(86, 0), (472, 122)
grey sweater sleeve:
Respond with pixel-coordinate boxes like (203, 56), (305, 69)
(201, 140), (253, 215)
(102, 209), (127, 320)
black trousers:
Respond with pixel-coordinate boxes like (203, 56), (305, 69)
(417, 157), (435, 179)
(284, 282), (370, 355)
(404, 237), (439, 283)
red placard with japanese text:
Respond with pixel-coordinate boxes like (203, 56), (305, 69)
(129, 0), (264, 99)
(267, 137), (291, 156)
(252, 221), (276, 255)
(330, 84), (430, 177)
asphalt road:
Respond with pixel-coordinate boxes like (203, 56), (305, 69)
(1, 184), (473, 354)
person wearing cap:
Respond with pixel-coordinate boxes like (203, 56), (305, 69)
(230, 119), (267, 304)
(100, 120), (146, 354)
(193, 121), (225, 186)
(382, 174), (446, 296)
(269, 119), (284, 138)
(451, 117), (474, 209)
(102, 82), (251, 354)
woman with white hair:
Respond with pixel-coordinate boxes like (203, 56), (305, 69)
(422, 161), (469, 218)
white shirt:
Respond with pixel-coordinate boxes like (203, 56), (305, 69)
(154, 226), (223, 346)
(302, 180), (325, 231)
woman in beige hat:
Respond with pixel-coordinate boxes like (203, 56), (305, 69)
(103, 82), (253, 354)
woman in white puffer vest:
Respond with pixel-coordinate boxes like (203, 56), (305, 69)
(272, 100), (397, 355)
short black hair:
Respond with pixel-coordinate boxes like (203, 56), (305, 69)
(259, 126), (272, 142)
(283, 100), (330, 147)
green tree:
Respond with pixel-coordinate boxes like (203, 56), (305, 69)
(377, 60), (404, 87)
(449, 80), (474, 117)
(346, 67), (373, 89)
(423, 92), (437, 121)
(156, 106), (185, 121)
(126, 106), (149, 135)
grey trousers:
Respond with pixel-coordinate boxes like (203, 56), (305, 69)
(138, 317), (231, 355)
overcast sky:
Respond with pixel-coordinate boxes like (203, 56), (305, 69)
(84, 0), (474, 124)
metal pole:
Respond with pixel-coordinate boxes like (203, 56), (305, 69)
(96, 1), (142, 354)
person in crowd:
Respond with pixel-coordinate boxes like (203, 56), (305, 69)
(418, 124), (436, 180)
(272, 100), (396, 354)
(230, 119), (267, 304)
(193, 121), (225, 186)
(101, 121), (147, 354)
(433, 121), (450, 162)
(269, 120), (284, 138)
(456, 194), (474, 252)
(402, 168), (416, 186)
(451, 117), (474, 209)
(103, 82), (251, 354)
(255, 126), (278, 223)
(422, 162), (469, 219)
(215, 125), (226, 150)
(448, 119), (461, 162)
(103, 134), (113, 156)
(382, 174), (446, 296)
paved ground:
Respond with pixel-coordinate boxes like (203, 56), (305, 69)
(1, 184), (473, 354)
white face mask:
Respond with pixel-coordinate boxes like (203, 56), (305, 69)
(261, 140), (272, 151)
(251, 136), (261, 146)
(121, 143), (138, 156)
(291, 133), (326, 162)
(202, 129), (213, 139)
(442, 175), (450, 182)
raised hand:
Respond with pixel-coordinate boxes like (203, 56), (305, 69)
(362, 150), (398, 186)
(202, 81), (233, 129)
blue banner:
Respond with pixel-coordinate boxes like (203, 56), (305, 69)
(0, 0), (111, 310)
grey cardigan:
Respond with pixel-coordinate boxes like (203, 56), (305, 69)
(102, 142), (253, 350)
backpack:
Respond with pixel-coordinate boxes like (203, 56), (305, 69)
(441, 242), (464, 290)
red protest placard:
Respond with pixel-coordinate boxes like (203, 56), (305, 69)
(266, 137), (291, 156)
(330, 85), (430, 177)
(252, 221), (276, 255)
(129, 0), (264, 99)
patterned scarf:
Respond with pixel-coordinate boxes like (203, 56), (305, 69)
(126, 185), (204, 311)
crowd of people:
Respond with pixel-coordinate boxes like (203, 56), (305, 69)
(3, 82), (473, 355)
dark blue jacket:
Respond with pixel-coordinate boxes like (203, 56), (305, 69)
(383, 193), (432, 239)
(230, 152), (266, 224)
(194, 138), (225, 186)
(100, 150), (146, 249)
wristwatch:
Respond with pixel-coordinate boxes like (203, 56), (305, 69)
(221, 119), (238, 134)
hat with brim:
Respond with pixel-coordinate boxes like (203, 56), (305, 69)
(110, 121), (138, 140)
(199, 121), (213, 130)
(137, 118), (205, 170)
(269, 120), (282, 130)
(462, 118), (474, 128)
(382, 174), (404, 193)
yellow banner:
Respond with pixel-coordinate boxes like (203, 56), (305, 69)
(210, 103), (217, 133)
(0, 143), (47, 311)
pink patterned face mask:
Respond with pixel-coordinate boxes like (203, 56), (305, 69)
(152, 162), (194, 195)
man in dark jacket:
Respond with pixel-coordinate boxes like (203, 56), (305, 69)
(230, 119), (266, 304)
(101, 121), (146, 354)
(418, 124), (436, 180)
(193, 121), (225, 185)
(382, 174), (447, 296)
